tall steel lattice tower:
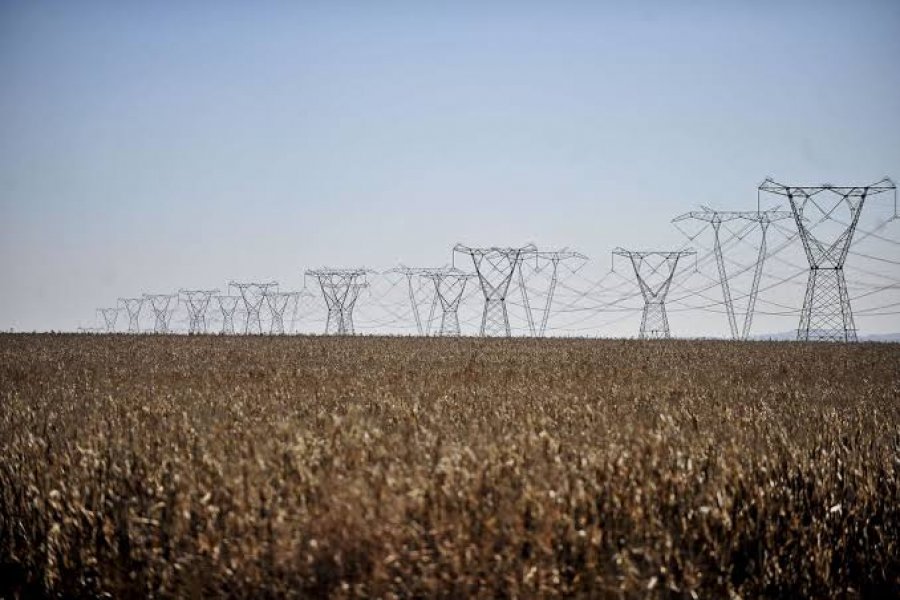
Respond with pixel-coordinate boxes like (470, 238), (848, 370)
(305, 268), (370, 335)
(214, 295), (240, 335)
(517, 249), (588, 337)
(119, 297), (145, 333)
(180, 289), (219, 334)
(387, 266), (443, 336)
(423, 268), (473, 336)
(454, 244), (536, 336)
(144, 293), (177, 334)
(229, 281), (278, 334)
(97, 307), (120, 333)
(266, 291), (298, 334)
(672, 209), (793, 340)
(612, 249), (696, 339)
(759, 178), (896, 342)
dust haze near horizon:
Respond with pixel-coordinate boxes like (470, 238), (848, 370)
(1, 1), (899, 336)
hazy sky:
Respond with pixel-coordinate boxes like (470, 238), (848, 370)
(1, 1), (899, 333)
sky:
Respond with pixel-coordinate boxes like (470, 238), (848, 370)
(1, 0), (899, 335)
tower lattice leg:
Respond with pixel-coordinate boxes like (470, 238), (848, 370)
(640, 301), (670, 339)
(439, 311), (461, 336)
(798, 268), (856, 342)
(481, 299), (511, 337)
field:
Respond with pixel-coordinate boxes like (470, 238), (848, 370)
(1, 334), (899, 598)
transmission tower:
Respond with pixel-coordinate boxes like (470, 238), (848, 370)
(759, 178), (896, 342)
(266, 291), (298, 334)
(97, 307), (120, 333)
(518, 249), (588, 337)
(119, 297), (145, 333)
(422, 268), (474, 336)
(612, 249), (696, 339)
(305, 268), (370, 335)
(673, 209), (793, 340)
(180, 289), (219, 334)
(229, 281), (278, 334)
(387, 266), (446, 335)
(453, 244), (536, 336)
(143, 294), (178, 334)
(215, 295), (240, 334)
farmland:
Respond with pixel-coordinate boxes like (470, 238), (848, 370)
(1, 334), (898, 598)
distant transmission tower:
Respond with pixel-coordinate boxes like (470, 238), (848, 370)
(144, 294), (177, 334)
(454, 244), (536, 336)
(673, 209), (793, 340)
(518, 249), (588, 337)
(266, 291), (298, 334)
(759, 178), (896, 342)
(180, 289), (219, 334)
(422, 268), (474, 336)
(97, 307), (120, 333)
(612, 249), (696, 339)
(119, 297), (144, 333)
(215, 295), (240, 334)
(387, 265), (444, 335)
(229, 281), (278, 334)
(305, 268), (370, 335)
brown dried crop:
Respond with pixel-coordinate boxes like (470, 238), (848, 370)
(1, 333), (899, 598)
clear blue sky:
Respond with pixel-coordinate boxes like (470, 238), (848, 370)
(1, 1), (899, 333)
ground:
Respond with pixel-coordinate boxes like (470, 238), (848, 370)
(1, 334), (898, 598)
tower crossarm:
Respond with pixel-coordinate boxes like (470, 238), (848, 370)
(612, 248), (696, 299)
(758, 177), (896, 199)
(673, 209), (794, 225)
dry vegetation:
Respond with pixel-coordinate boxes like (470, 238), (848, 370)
(1, 333), (899, 598)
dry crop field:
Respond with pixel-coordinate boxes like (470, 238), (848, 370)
(1, 334), (898, 598)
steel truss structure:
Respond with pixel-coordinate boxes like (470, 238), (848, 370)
(143, 293), (178, 334)
(119, 297), (144, 333)
(266, 291), (298, 334)
(179, 289), (219, 334)
(759, 178), (896, 342)
(97, 307), (120, 333)
(229, 281), (278, 334)
(612, 249), (696, 339)
(81, 173), (899, 343)
(215, 295), (240, 334)
(518, 249), (588, 337)
(387, 266), (449, 335)
(454, 244), (536, 337)
(673, 208), (793, 340)
(305, 268), (370, 335)
(423, 268), (474, 336)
